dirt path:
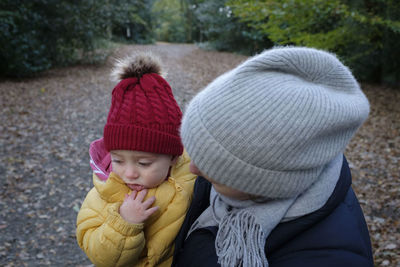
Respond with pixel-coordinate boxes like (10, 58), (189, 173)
(0, 43), (398, 266)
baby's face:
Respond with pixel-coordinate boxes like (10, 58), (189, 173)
(189, 161), (251, 200)
(110, 150), (176, 191)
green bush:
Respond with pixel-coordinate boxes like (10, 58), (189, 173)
(0, 0), (154, 77)
(227, 0), (400, 84)
(151, 0), (271, 53)
(0, 0), (107, 77)
(152, 0), (187, 42)
(111, 0), (155, 44)
(191, 0), (272, 55)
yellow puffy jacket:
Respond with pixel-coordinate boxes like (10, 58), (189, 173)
(76, 151), (196, 267)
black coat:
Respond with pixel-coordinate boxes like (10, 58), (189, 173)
(172, 156), (374, 267)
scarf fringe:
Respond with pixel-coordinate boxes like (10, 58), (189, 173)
(216, 209), (268, 267)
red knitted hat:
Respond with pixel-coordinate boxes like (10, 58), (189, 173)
(103, 53), (183, 155)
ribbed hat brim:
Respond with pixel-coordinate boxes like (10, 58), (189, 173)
(105, 124), (183, 155)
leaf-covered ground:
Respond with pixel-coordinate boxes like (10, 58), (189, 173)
(0, 43), (398, 266)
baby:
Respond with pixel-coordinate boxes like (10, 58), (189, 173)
(76, 53), (196, 267)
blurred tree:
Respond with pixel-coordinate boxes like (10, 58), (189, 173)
(0, 0), (154, 77)
(111, 0), (155, 44)
(0, 0), (110, 77)
(151, 0), (271, 53)
(152, 0), (186, 42)
(190, 0), (272, 54)
(152, 0), (204, 43)
(227, 0), (400, 84)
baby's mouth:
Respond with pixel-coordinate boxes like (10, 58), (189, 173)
(127, 184), (145, 191)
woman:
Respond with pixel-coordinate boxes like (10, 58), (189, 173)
(172, 47), (374, 267)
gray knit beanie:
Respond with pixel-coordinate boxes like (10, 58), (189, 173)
(181, 47), (370, 198)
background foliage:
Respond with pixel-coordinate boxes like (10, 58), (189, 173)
(226, 0), (400, 84)
(0, 0), (154, 77)
(1, 0), (399, 84)
(152, 0), (187, 42)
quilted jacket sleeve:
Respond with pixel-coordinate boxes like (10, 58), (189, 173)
(76, 188), (146, 267)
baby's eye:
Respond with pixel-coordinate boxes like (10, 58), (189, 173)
(138, 162), (152, 166)
(112, 159), (123, 164)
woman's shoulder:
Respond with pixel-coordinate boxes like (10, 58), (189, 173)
(173, 158), (373, 267)
(173, 185), (373, 267)
(266, 186), (373, 266)
(266, 158), (373, 266)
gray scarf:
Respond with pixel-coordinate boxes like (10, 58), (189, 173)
(187, 154), (343, 267)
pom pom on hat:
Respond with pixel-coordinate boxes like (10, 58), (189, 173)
(110, 52), (163, 81)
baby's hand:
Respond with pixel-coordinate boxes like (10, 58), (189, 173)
(119, 189), (158, 224)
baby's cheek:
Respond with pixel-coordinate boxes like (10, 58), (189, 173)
(111, 163), (124, 178)
(111, 162), (116, 171)
(150, 169), (168, 185)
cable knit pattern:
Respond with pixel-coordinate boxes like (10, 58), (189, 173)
(181, 47), (370, 198)
(104, 73), (183, 155)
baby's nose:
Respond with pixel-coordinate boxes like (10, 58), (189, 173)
(125, 166), (139, 179)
